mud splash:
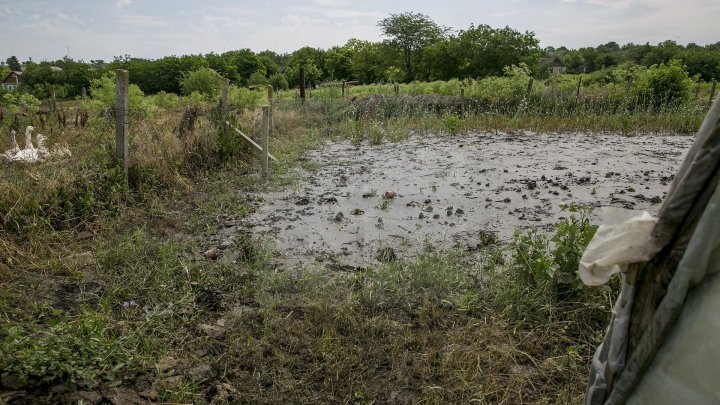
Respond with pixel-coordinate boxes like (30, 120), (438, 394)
(244, 132), (692, 268)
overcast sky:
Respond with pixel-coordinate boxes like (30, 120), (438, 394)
(1, 0), (718, 62)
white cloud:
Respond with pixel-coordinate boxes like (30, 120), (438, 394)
(116, 0), (132, 9)
(312, 0), (351, 7)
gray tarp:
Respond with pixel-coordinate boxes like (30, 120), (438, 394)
(586, 94), (720, 404)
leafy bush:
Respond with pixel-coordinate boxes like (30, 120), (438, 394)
(1, 92), (41, 128)
(268, 73), (289, 91)
(228, 86), (264, 111)
(150, 91), (181, 110)
(634, 59), (693, 107)
(89, 73), (150, 117)
(443, 113), (462, 134)
(180, 67), (221, 98)
(510, 205), (596, 289)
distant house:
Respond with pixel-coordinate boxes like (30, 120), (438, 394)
(540, 57), (566, 75)
(2, 71), (22, 91)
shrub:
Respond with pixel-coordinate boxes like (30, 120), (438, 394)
(89, 73), (149, 117)
(179, 67), (221, 98)
(634, 59), (693, 107)
(268, 73), (289, 91)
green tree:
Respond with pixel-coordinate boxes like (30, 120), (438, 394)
(457, 24), (541, 78)
(681, 48), (720, 81)
(378, 12), (445, 81)
(180, 67), (221, 98)
(6, 56), (21, 71)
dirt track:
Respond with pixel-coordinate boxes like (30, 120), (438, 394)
(242, 132), (693, 268)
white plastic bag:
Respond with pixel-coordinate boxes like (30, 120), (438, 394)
(579, 207), (658, 286)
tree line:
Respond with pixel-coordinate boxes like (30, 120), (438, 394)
(1, 12), (719, 100)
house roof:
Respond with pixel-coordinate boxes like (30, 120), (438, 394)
(3, 71), (22, 84)
(540, 57), (565, 67)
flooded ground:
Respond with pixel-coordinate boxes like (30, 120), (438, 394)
(241, 132), (693, 269)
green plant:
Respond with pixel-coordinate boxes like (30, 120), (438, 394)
(510, 228), (553, 285)
(0, 311), (158, 388)
(443, 113), (462, 134)
(369, 121), (384, 144)
(552, 204), (597, 296)
(180, 67), (222, 98)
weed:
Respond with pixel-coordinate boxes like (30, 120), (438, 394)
(443, 113), (463, 134)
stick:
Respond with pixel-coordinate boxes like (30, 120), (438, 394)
(227, 121), (278, 162)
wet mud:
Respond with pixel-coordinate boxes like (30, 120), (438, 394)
(243, 132), (693, 268)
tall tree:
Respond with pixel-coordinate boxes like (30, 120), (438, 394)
(6, 56), (21, 71)
(457, 24), (541, 78)
(378, 12), (445, 81)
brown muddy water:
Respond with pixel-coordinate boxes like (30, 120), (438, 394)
(241, 132), (693, 269)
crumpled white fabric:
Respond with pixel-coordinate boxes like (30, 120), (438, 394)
(580, 207), (658, 286)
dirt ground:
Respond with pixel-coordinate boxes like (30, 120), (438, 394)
(242, 131), (693, 268)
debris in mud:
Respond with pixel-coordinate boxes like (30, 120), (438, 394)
(203, 247), (219, 260)
(295, 197), (311, 205)
(334, 212), (345, 222)
(319, 196), (338, 204)
(351, 208), (365, 215)
(384, 191), (397, 199)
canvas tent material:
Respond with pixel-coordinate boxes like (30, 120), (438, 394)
(585, 94), (720, 404)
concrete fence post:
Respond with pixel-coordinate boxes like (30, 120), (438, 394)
(267, 85), (274, 137)
(115, 69), (129, 174)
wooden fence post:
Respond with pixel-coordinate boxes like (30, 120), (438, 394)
(299, 67), (306, 103)
(261, 105), (270, 179)
(267, 85), (274, 137)
(710, 80), (717, 104)
(576, 76), (583, 100)
(115, 69), (129, 174)
(525, 78), (534, 99)
(460, 87), (466, 119)
(342, 81), (346, 98)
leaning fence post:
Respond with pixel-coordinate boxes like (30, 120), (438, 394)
(710, 80), (717, 104)
(115, 69), (129, 175)
(220, 78), (229, 133)
(261, 105), (270, 179)
(576, 76), (583, 100)
(267, 85), (274, 137)
(460, 87), (466, 119)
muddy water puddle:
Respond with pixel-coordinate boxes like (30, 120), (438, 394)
(243, 132), (693, 269)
